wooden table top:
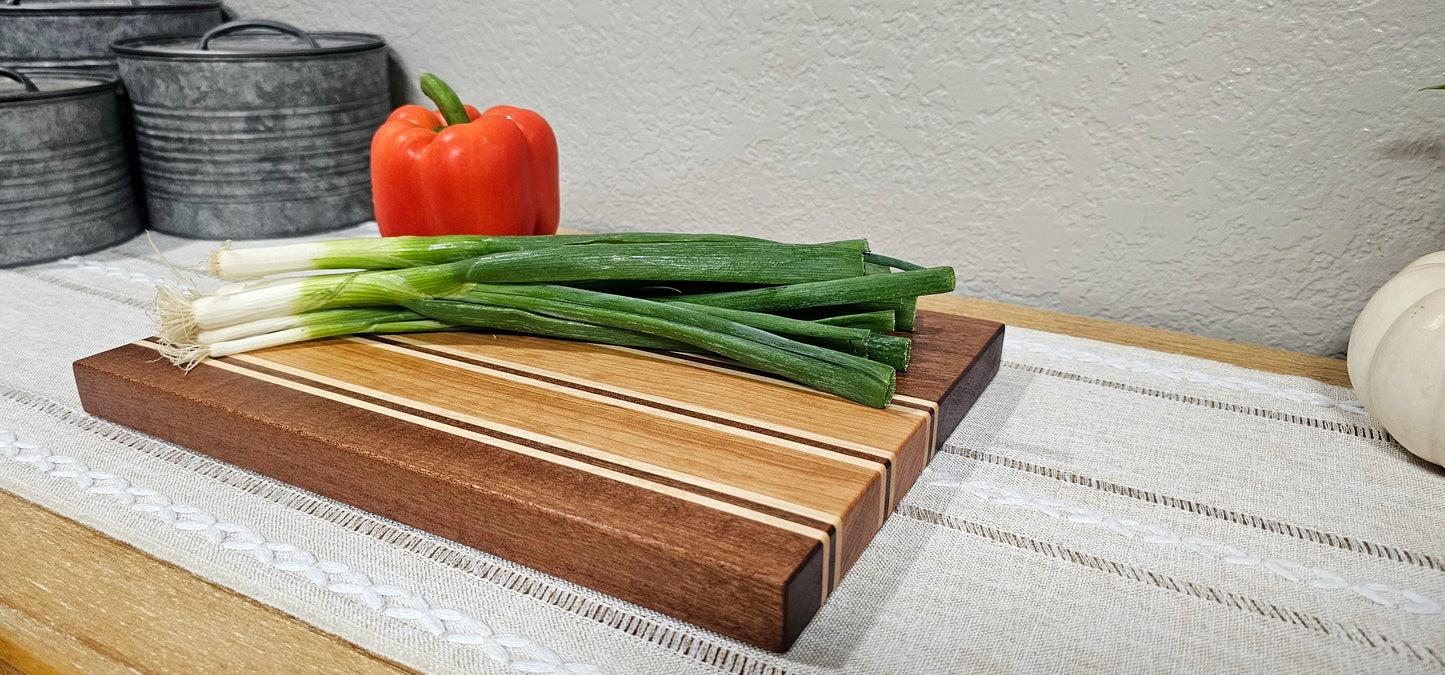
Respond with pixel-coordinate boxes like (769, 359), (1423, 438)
(0, 295), (1351, 674)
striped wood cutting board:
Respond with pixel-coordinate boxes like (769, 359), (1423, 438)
(74, 310), (1002, 651)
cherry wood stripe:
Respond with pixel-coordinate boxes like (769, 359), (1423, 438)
(604, 342), (945, 459)
(410, 332), (930, 448)
(224, 352), (840, 528)
(227, 352), (835, 530)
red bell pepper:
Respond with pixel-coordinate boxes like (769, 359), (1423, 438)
(371, 74), (559, 236)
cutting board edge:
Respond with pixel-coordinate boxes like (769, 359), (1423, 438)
(932, 320), (1004, 453)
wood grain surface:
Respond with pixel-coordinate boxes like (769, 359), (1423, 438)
(1, 295), (1350, 673)
(920, 294), (1352, 387)
(71, 311), (1002, 652)
(0, 489), (409, 675)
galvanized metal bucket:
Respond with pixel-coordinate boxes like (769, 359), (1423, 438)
(0, 67), (141, 266)
(0, 0), (222, 73)
(113, 19), (390, 239)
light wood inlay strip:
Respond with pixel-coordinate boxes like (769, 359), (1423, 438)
(595, 343), (933, 419)
(354, 337), (889, 471)
(380, 334), (897, 459)
(891, 394), (939, 451)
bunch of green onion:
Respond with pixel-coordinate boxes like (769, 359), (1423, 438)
(157, 233), (955, 408)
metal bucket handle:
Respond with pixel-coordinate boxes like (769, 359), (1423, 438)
(199, 19), (321, 50)
(0, 67), (39, 92)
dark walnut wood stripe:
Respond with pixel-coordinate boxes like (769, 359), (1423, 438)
(73, 310), (1003, 652)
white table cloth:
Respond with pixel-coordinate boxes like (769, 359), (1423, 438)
(1, 224), (1441, 674)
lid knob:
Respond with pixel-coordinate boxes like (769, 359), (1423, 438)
(198, 19), (321, 50)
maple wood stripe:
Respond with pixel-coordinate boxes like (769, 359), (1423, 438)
(373, 335), (893, 460)
(129, 339), (838, 598)
(371, 335), (899, 511)
(597, 343), (934, 419)
(350, 337), (884, 474)
(611, 342), (938, 461)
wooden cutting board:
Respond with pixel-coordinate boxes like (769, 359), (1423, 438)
(73, 310), (1002, 652)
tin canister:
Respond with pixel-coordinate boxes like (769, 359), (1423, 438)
(0, 0), (222, 73)
(0, 67), (140, 266)
(114, 19), (390, 238)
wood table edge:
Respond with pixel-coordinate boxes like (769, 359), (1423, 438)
(2, 293), (1351, 674)
(0, 490), (414, 675)
(920, 294), (1352, 388)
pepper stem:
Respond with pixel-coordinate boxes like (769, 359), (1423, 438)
(420, 73), (471, 127)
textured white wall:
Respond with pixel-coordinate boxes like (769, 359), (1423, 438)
(227, 0), (1445, 357)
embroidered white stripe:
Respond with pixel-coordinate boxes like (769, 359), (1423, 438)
(1005, 338), (1368, 416)
(0, 428), (603, 675)
(923, 468), (1442, 616)
(57, 256), (172, 287)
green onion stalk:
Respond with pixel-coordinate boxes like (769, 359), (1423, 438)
(812, 310), (896, 331)
(158, 306), (451, 369)
(440, 284), (898, 407)
(161, 283), (901, 406)
(666, 266), (953, 315)
(208, 233), (871, 280)
(162, 241), (869, 339)
(156, 235), (952, 407)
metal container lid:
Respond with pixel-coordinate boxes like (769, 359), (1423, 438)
(0, 0), (222, 15)
(0, 67), (118, 103)
(111, 19), (385, 60)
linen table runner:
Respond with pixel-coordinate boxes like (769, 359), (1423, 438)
(1, 225), (1440, 674)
